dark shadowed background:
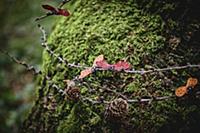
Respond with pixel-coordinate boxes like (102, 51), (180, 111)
(0, 0), (59, 132)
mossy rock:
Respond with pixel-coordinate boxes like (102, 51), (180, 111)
(22, 0), (200, 133)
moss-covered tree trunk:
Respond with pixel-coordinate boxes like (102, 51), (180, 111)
(22, 0), (200, 132)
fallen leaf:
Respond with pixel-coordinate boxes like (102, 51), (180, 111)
(113, 60), (131, 71)
(42, 4), (57, 12)
(175, 86), (187, 97)
(186, 77), (198, 88)
(96, 60), (112, 69)
(57, 8), (70, 16)
(79, 68), (93, 79)
(93, 55), (104, 66)
(42, 4), (70, 16)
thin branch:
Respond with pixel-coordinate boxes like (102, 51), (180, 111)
(58, 0), (71, 8)
(81, 97), (109, 104)
(76, 64), (200, 80)
(35, 13), (53, 21)
(47, 81), (174, 105)
(139, 64), (200, 75)
(101, 86), (128, 100)
(92, 64), (200, 75)
(81, 95), (174, 105)
(38, 25), (200, 75)
(127, 96), (174, 103)
(37, 25), (200, 77)
(38, 24), (89, 69)
(51, 84), (65, 95)
(0, 49), (42, 75)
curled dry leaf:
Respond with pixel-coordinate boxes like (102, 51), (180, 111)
(93, 55), (104, 67)
(93, 54), (112, 69)
(96, 60), (112, 69)
(113, 61), (131, 71)
(186, 77), (198, 88)
(79, 67), (93, 79)
(57, 8), (70, 16)
(42, 4), (70, 16)
(93, 55), (131, 70)
(175, 86), (187, 97)
(42, 5), (57, 12)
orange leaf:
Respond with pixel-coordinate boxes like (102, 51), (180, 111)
(186, 77), (198, 88)
(93, 55), (104, 66)
(175, 86), (187, 97)
(79, 68), (92, 79)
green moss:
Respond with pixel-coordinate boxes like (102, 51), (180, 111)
(36, 0), (200, 132)
(57, 102), (102, 133)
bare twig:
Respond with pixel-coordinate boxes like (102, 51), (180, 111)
(46, 80), (174, 105)
(38, 24), (89, 69)
(91, 64), (200, 75)
(101, 86), (128, 100)
(81, 97), (109, 104)
(35, 13), (53, 21)
(81, 95), (174, 105)
(38, 25), (200, 77)
(58, 0), (71, 8)
(52, 84), (65, 95)
(0, 49), (42, 75)
(127, 96), (174, 103)
(137, 64), (200, 75)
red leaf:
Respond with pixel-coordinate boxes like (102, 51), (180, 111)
(93, 55), (112, 69)
(57, 8), (70, 16)
(42, 4), (57, 12)
(113, 61), (131, 71)
(42, 5), (70, 17)
(96, 60), (112, 69)
(79, 68), (93, 79)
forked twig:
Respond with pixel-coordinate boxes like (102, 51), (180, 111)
(125, 64), (200, 75)
(0, 49), (42, 75)
(38, 24), (89, 69)
(38, 24), (200, 76)
(58, 0), (72, 8)
(35, 13), (53, 21)
(82, 95), (174, 105)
